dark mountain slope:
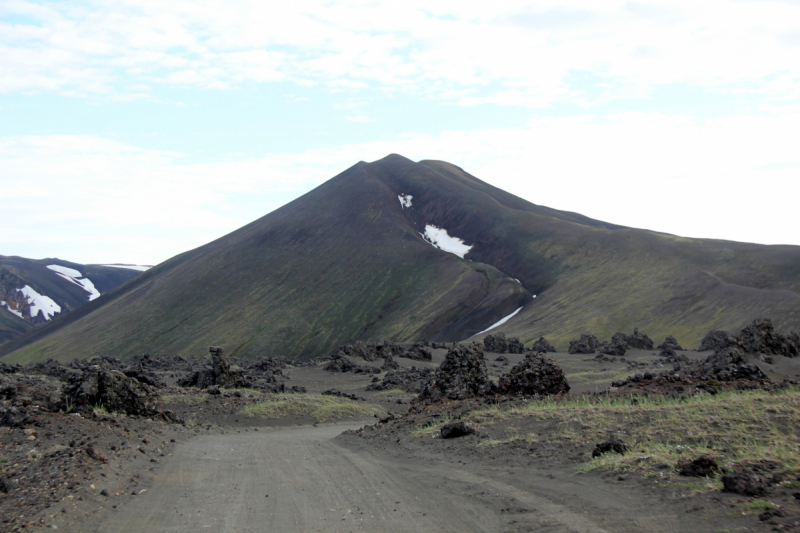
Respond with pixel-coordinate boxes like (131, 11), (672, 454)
(0, 256), (143, 345)
(0, 306), (33, 344)
(2, 154), (799, 362)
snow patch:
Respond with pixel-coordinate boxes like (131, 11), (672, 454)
(47, 264), (101, 302)
(398, 194), (413, 208)
(19, 285), (61, 320)
(100, 264), (150, 272)
(421, 225), (472, 258)
(473, 307), (523, 337)
(1, 301), (23, 319)
(47, 265), (82, 279)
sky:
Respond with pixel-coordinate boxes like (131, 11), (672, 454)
(2, 0), (799, 265)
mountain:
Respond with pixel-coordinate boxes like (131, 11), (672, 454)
(0, 256), (146, 344)
(2, 154), (799, 363)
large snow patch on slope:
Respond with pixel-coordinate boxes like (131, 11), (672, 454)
(100, 264), (150, 272)
(421, 225), (472, 258)
(47, 264), (101, 301)
(19, 285), (61, 320)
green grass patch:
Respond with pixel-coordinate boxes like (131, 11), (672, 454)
(240, 394), (385, 421)
(469, 388), (800, 481)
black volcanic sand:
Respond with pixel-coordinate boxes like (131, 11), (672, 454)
(4, 349), (800, 532)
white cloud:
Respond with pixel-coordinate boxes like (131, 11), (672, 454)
(3, 106), (799, 265)
(1, 0), (800, 105)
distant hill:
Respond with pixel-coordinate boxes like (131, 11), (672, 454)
(0, 256), (146, 345)
(2, 154), (799, 363)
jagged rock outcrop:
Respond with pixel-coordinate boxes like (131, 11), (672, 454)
(624, 328), (654, 350)
(658, 335), (683, 357)
(507, 337), (525, 354)
(418, 343), (496, 402)
(63, 367), (174, 420)
(530, 337), (556, 353)
(400, 343), (432, 362)
(737, 319), (799, 357)
(600, 333), (628, 356)
(699, 330), (734, 352)
(323, 353), (379, 374)
(498, 353), (570, 396)
(483, 332), (509, 353)
(178, 347), (250, 389)
(568, 334), (598, 354)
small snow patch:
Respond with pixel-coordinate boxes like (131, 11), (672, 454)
(398, 194), (413, 208)
(100, 264), (150, 272)
(1, 301), (23, 319)
(19, 285), (60, 320)
(473, 307), (523, 337)
(421, 225), (472, 258)
(47, 265), (101, 302)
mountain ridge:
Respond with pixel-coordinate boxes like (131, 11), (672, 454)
(2, 154), (798, 363)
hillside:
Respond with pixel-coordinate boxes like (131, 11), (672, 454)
(2, 154), (799, 363)
(0, 256), (145, 345)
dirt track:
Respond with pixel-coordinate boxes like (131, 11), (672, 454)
(78, 421), (713, 533)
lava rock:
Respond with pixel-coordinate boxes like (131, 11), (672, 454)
(592, 441), (628, 457)
(400, 343), (432, 362)
(381, 356), (400, 371)
(679, 455), (720, 477)
(722, 469), (767, 496)
(530, 337), (557, 353)
(418, 343), (496, 402)
(498, 353), (570, 396)
(699, 330), (734, 352)
(625, 328), (654, 350)
(507, 337), (525, 354)
(440, 421), (476, 439)
(63, 367), (174, 420)
(568, 334), (598, 355)
(484, 332), (509, 354)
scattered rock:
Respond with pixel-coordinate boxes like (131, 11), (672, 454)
(86, 447), (109, 463)
(498, 353), (570, 396)
(440, 421), (476, 439)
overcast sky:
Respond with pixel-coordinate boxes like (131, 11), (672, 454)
(2, 0), (799, 265)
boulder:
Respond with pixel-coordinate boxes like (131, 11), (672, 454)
(592, 441), (627, 457)
(699, 330), (734, 352)
(601, 333), (627, 356)
(658, 335), (683, 352)
(498, 353), (570, 396)
(484, 332), (509, 354)
(530, 337), (556, 353)
(418, 343), (496, 402)
(568, 334), (598, 354)
(400, 343), (432, 362)
(722, 469), (767, 496)
(323, 353), (377, 374)
(737, 318), (799, 357)
(507, 337), (525, 354)
(679, 456), (720, 477)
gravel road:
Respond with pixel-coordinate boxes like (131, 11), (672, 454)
(82, 421), (700, 533)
